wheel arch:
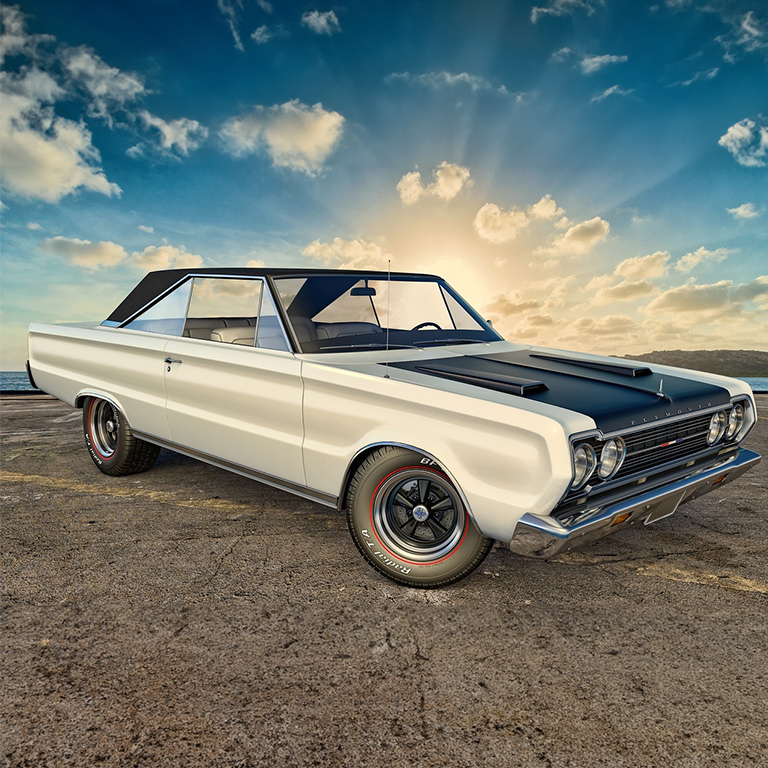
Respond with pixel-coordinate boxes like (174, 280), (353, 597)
(75, 390), (125, 414)
(338, 442), (478, 526)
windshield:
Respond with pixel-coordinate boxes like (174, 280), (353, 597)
(273, 274), (501, 353)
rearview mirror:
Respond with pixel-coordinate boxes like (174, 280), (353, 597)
(351, 287), (376, 297)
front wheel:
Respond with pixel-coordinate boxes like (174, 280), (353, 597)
(346, 447), (493, 588)
(82, 396), (159, 476)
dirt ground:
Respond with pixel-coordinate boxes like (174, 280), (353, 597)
(1, 394), (766, 768)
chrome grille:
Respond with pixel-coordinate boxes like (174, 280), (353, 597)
(601, 412), (713, 482)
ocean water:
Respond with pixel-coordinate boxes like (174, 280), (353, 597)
(3, 370), (768, 393)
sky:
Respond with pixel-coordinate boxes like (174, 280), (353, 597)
(1, 0), (766, 370)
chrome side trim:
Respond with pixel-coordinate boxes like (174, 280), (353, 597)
(511, 447), (761, 557)
(133, 431), (338, 508)
(75, 389), (123, 412)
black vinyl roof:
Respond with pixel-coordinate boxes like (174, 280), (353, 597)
(104, 267), (439, 325)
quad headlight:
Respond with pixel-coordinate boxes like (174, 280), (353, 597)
(706, 411), (727, 445)
(726, 403), (745, 440)
(598, 437), (626, 480)
(572, 443), (596, 489)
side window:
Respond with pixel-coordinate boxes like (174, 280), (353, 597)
(185, 277), (289, 350)
(124, 279), (193, 336)
(254, 290), (289, 351)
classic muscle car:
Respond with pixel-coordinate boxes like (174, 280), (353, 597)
(27, 267), (761, 587)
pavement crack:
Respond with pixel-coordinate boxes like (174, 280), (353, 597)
(555, 549), (701, 567)
(200, 536), (241, 586)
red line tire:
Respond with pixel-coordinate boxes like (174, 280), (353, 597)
(82, 396), (159, 476)
(347, 447), (493, 588)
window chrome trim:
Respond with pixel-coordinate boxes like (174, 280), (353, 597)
(109, 274), (294, 353)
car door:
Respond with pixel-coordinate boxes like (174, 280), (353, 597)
(162, 276), (306, 487)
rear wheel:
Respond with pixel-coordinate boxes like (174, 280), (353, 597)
(347, 447), (493, 588)
(82, 396), (159, 476)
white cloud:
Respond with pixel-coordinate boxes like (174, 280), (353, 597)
(717, 10), (768, 62)
(535, 217), (610, 257)
(0, 5), (54, 67)
(220, 100), (344, 174)
(719, 117), (768, 167)
(734, 276), (768, 304)
(473, 203), (529, 244)
(39, 236), (127, 269)
(246, 258), (266, 267)
(527, 313), (556, 326)
(580, 54), (628, 74)
(251, 25), (272, 44)
(645, 277), (768, 316)
(646, 280), (734, 313)
(675, 246), (734, 273)
(596, 279), (655, 302)
(616, 251), (671, 281)
(130, 244), (203, 270)
(727, 202), (761, 220)
(586, 252), (669, 305)
(386, 71), (510, 96)
(62, 46), (145, 126)
(397, 162), (472, 205)
(303, 238), (390, 270)
(138, 225), (154, 234)
(567, 315), (638, 337)
(679, 67), (719, 87)
(301, 10), (341, 36)
(529, 194), (564, 220)
(217, 0), (245, 51)
(27, 222), (42, 231)
(531, 0), (604, 24)
(136, 111), (208, 156)
(551, 47), (573, 63)
(473, 195), (564, 243)
(257, 0), (273, 12)
(0, 70), (121, 202)
(591, 85), (635, 103)
(485, 292), (541, 316)
(0, 6), (206, 204)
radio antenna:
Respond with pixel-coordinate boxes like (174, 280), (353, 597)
(384, 258), (391, 378)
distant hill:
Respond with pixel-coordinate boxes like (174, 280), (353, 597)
(624, 349), (768, 377)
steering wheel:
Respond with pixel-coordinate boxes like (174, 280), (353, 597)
(410, 322), (443, 331)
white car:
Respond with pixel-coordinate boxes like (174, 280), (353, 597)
(27, 268), (761, 587)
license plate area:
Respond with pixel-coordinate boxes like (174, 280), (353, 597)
(644, 490), (686, 525)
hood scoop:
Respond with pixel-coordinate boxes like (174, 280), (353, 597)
(414, 362), (548, 397)
(528, 353), (653, 378)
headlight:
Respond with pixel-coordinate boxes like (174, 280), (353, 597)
(572, 443), (596, 489)
(598, 437), (626, 480)
(706, 411), (727, 445)
(726, 404), (745, 440)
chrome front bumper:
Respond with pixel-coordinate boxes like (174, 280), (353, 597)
(509, 447), (761, 558)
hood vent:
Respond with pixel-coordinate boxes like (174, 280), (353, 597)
(415, 363), (548, 397)
(529, 353), (653, 378)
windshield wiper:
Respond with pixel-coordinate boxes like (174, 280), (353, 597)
(320, 342), (417, 351)
(415, 338), (480, 347)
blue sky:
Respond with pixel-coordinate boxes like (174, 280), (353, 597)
(1, 0), (766, 369)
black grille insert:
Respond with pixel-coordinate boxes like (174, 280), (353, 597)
(608, 412), (713, 482)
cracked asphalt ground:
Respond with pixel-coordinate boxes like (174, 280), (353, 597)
(1, 394), (766, 768)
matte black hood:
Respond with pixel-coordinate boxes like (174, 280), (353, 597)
(387, 349), (731, 433)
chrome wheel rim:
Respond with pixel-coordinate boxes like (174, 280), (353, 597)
(89, 400), (118, 458)
(372, 469), (465, 562)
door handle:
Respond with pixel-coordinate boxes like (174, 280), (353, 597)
(164, 357), (182, 371)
